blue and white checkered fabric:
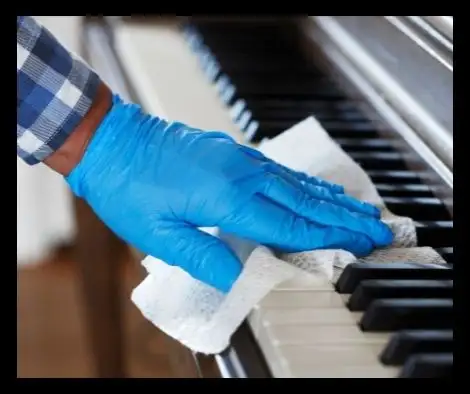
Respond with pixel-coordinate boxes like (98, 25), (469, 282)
(17, 16), (101, 164)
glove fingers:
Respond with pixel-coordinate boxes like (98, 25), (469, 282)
(239, 145), (344, 194)
(239, 145), (381, 219)
(260, 174), (393, 247)
(155, 226), (243, 293)
(275, 162), (344, 194)
(219, 195), (375, 256)
(264, 162), (380, 218)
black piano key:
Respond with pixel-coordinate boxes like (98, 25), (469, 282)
(235, 86), (345, 99)
(199, 30), (292, 43)
(245, 98), (359, 113)
(375, 183), (434, 198)
(384, 197), (450, 221)
(208, 53), (310, 69)
(229, 75), (327, 91)
(254, 120), (378, 134)
(312, 123), (381, 139)
(359, 298), (453, 331)
(368, 170), (426, 185)
(380, 330), (453, 366)
(399, 353), (453, 378)
(231, 77), (344, 97)
(435, 248), (453, 264)
(253, 123), (380, 140)
(335, 262), (452, 294)
(320, 121), (378, 132)
(192, 37), (296, 52)
(254, 120), (314, 133)
(242, 100), (364, 121)
(196, 29), (296, 46)
(249, 107), (365, 122)
(337, 138), (396, 152)
(349, 152), (409, 170)
(347, 279), (453, 311)
(203, 59), (315, 74)
(418, 220), (453, 227)
(192, 37), (287, 49)
(194, 21), (287, 33)
(416, 223), (454, 248)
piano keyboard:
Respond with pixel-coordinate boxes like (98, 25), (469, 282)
(180, 20), (454, 378)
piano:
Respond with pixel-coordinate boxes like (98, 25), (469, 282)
(81, 16), (453, 378)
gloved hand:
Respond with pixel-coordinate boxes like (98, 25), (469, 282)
(67, 95), (393, 293)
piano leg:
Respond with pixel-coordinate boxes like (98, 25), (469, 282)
(73, 197), (127, 378)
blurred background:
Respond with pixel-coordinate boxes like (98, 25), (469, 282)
(17, 16), (197, 378)
(17, 15), (453, 379)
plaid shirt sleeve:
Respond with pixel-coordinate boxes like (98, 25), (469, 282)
(17, 16), (102, 165)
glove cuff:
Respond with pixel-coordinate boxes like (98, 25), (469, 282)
(65, 94), (129, 197)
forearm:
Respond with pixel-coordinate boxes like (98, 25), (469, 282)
(17, 16), (111, 176)
(43, 82), (111, 175)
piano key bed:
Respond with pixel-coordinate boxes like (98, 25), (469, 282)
(181, 20), (453, 378)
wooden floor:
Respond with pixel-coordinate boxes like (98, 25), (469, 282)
(17, 249), (178, 378)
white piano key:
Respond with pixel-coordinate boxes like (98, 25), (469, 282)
(285, 343), (384, 366)
(261, 323), (389, 346)
(260, 306), (362, 326)
(192, 41), (206, 56)
(251, 282), (398, 378)
(229, 99), (247, 121)
(258, 290), (346, 309)
(254, 317), (288, 378)
(221, 84), (236, 104)
(185, 34), (201, 51)
(251, 315), (397, 378)
(199, 51), (210, 69)
(284, 362), (399, 378)
(245, 120), (260, 141)
(278, 344), (399, 378)
(201, 53), (215, 76)
(249, 293), (352, 337)
(237, 110), (252, 131)
(215, 75), (230, 94)
(275, 272), (332, 291)
(207, 62), (220, 82)
(254, 324), (398, 378)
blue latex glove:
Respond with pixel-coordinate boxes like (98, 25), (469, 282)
(67, 96), (393, 292)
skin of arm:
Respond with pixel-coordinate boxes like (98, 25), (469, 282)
(44, 82), (112, 176)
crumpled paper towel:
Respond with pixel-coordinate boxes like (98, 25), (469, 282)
(131, 116), (445, 354)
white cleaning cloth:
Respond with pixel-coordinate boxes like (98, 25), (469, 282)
(131, 117), (445, 354)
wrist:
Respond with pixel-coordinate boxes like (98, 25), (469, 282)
(65, 93), (152, 198)
(43, 82), (113, 176)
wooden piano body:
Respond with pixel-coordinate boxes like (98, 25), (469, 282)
(75, 16), (453, 378)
